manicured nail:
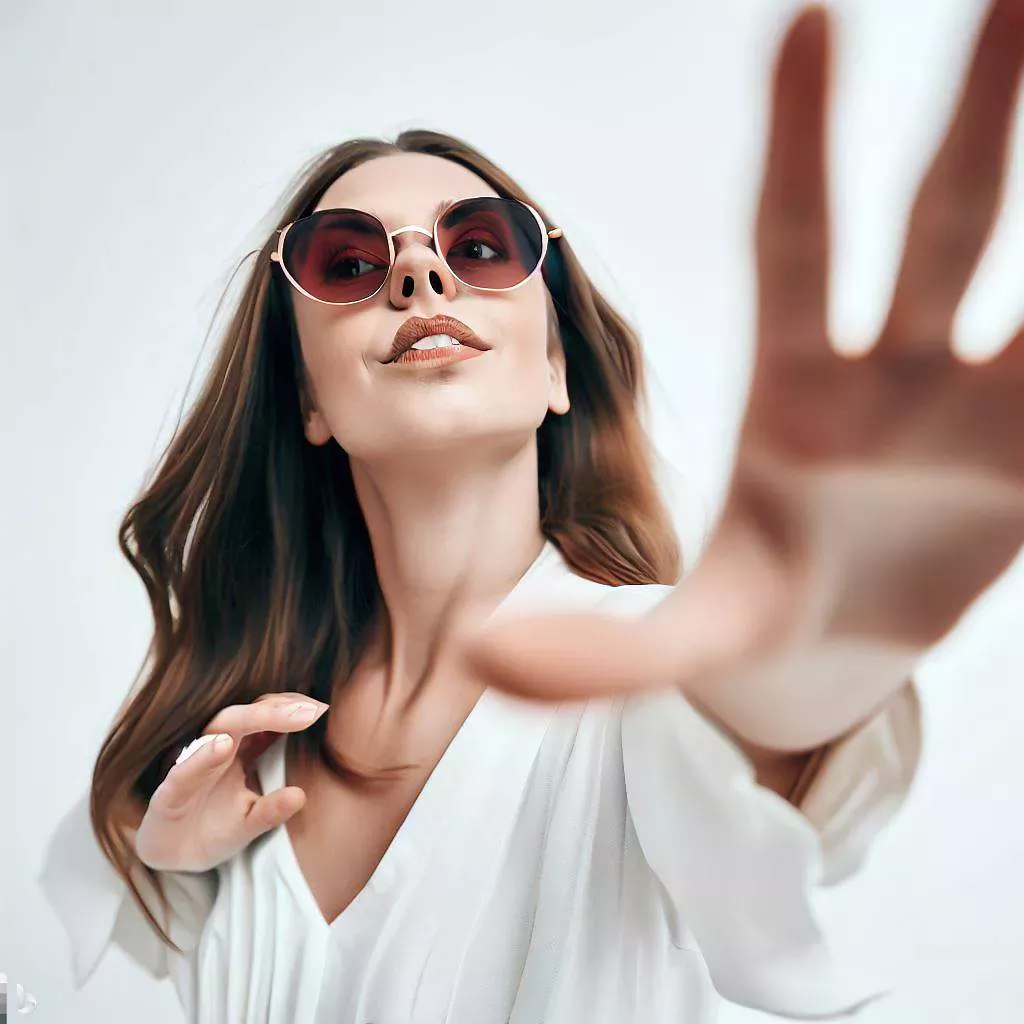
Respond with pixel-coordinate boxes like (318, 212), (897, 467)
(175, 734), (218, 765)
(287, 701), (318, 717)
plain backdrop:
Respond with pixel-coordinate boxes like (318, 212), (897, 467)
(3, 0), (1023, 1020)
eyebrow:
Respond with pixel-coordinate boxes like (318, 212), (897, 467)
(361, 197), (459, 229)
(429, 197), (458, 223)
(313, 197), (465, 227)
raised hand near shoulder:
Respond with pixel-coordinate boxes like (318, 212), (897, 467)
(133, 692), (329, 873)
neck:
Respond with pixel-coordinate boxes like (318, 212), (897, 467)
(349, 440), (547, 716)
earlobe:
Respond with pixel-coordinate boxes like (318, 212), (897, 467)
(297, 381), (331, 445)
(545, 304), (569, 414)
(548, 363), (571, 416)
(303, 407), (331, 446)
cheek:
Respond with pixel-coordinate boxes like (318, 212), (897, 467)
(290, 287), (556, 454)
(294, 303), (371, 383)
(479, 306), (558, 418)
(294, 311), (376, 428)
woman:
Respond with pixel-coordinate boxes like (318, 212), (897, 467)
(40, 4), (1024, 1021)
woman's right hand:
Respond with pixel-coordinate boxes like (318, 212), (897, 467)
(133, 693), (329, 873)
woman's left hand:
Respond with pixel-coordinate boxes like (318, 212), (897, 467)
(461, 1), (1024, 705)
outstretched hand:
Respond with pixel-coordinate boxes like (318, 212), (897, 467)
(460, 1), (1024, 705)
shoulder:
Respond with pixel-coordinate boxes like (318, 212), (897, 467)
(597, 582), (674, 613)
(541, 543), (676, 617)
(567, 576), (675, 622)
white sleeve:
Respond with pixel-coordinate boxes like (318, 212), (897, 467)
(38, 791), (218, 989)
(795, 680), (920, 887)
(605, 584), (924, 1020)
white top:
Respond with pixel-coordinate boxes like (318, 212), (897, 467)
(39, 539), (922, 1023)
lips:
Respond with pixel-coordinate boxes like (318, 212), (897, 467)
(385, 314), (490, 363)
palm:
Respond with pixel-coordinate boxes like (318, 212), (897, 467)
(743, 340), (1024, 475)
(460, 1), (1024, 704)
(727, 2), (1024, 649)
(185, 761), (256, 861)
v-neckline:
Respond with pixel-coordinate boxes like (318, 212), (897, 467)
(255, 537), (563, 936)
(267, 684), (499, 935)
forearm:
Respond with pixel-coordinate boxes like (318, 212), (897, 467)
(684, 640), (919, 753)
(652, 504), (924, 753)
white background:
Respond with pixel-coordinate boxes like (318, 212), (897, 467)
(2, 0), (1023, 1020)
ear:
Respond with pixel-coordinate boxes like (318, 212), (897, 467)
(304, 407), (332, 446)
(547, 342), (570, 415)
(298, 384), (332, 445)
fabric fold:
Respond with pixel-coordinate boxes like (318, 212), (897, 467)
(38, 790), (218, 988)
(798, 681), (921, 887)
(601, 584), (922, 1018)
(620, 687), (902, 1018)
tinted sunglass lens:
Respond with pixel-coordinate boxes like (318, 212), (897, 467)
(282, 210), (390, 303)
(438, 198), (544, 290)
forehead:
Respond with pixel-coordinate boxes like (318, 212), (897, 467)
(313, 152), (500, 229)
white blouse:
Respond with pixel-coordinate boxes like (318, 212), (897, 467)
(39, 538), (922, 1022)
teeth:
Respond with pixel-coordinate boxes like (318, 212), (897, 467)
(409, 334), (463, 351)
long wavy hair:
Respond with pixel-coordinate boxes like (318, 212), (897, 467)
(90, 128), (682, 951)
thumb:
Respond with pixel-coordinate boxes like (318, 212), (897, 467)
(459, 609), (667, 702)
(236, 786), (307, 847)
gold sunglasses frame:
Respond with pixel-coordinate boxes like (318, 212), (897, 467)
(269, 196), (563, 306)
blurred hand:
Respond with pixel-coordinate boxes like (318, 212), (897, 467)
(459, 0), (1024, 703)
(733, 0), (1024, 651)
(134, 693), (329, 872)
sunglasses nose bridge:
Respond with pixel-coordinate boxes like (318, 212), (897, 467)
(386, 224), (457, 303)
(388, 223), (444, 268)
(390, 224), (435, 248)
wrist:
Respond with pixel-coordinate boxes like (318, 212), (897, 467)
(671, 503), (923, 750)
(653, 501), (806, 687)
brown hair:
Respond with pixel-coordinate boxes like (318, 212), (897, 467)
(90, 128), (682, 952)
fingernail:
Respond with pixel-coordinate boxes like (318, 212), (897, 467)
(287, 701), (318, 717)
(213, 733), (233, 752)
(175, 734), (219, 765)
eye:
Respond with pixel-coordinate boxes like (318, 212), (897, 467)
(448, 236), (506, 262)
(322, 249), (383, 280)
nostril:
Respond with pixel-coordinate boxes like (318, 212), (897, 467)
(402, 275), (414, 298)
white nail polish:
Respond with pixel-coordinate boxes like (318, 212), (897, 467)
(175, 733), (221, 765)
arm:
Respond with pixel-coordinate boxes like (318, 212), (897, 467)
(648, 504), (926, 763)
(661, 0), (1024, 778)
(460, 0), (1020, 806)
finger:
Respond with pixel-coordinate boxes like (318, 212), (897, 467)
(756, 6), (832, 356)
(877, 0), (1024, 354)
(251, 691), (320, 704)
(205, 695), (330, 744)
(1001, 323), (1024, 477)
(151, 732), (236, 818)
(235, 786), (308, 847)
(1000, 319), (1024, 366)
(460, 612), (678, 702)
(157, 696), (329, 811)
(238, 693), (330, 760)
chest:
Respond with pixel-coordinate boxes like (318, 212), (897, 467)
(284, 775), (421, 926)
(281, 681), (485, 928)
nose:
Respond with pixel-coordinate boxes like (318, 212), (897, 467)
(386, 227), (459, 308)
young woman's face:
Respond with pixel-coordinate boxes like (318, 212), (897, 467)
(291, 151), (569, 464)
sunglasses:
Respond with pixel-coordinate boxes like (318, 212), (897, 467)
(269, 196), (564, 306)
